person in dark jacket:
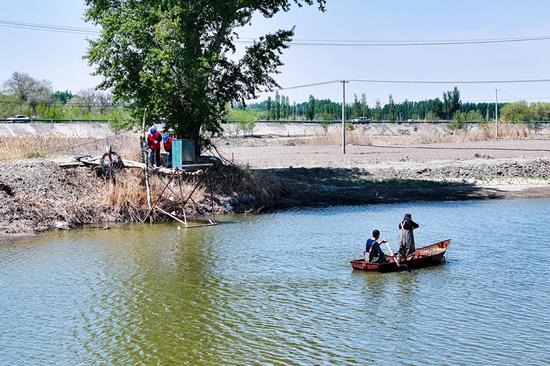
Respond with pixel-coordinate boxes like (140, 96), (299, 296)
(147, 127), (162, 167)
(365, 229), (388, 264)
(398, 213), (419, 261)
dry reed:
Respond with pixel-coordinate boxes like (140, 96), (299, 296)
(294, 123), (538, 146)
(0, 133), (141, 161)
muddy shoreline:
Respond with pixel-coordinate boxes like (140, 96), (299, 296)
(1, 156), (549, 245)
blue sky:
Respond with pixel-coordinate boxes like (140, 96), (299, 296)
(1, 0), (550, 104)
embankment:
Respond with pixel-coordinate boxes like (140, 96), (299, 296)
(1, 157), (549, 243)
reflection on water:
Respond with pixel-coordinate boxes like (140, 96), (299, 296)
(1, 199), (550, 365)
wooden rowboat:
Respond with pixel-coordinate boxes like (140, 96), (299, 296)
(350, 239), (451, 272)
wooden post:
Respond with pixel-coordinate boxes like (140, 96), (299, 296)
(142, 108), (153, 223)
(208, 172), (215, 224)
(176, 171), (188, 226)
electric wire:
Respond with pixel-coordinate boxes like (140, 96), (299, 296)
(279, 78), (550, 90)
(3, 19), (550, 47)
(349, 78), (550, 84)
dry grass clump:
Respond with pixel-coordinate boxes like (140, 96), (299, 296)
(104, 168), (218, 222)
(0, 133), (141, 161)
(297, 128), (373, 146)
(289, 122), (540, 147)
(412, 123), (534, 144)
(104, 171), (149, 221)
(104, 163), (288, 221)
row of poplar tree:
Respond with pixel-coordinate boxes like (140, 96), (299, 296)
(249, 87), (504, 121)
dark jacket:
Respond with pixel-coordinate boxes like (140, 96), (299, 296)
(399, 219), (419, 231)
(368, 241), (387, 264)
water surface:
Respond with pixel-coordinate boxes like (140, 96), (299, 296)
(1, 199), (549, 365)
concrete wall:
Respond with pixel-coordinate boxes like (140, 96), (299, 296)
(2, 121), (547, 139)
(0, 123), (115, 138)
(221, 122), (527, 137)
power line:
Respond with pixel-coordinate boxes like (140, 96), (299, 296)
(244, 35), (550, 43)
(279, 78), (550, 90)
(3, 19), (550, 47)
(238, 36), (550, 47)
(0, 19), (100, 35)
(349, 78), (550, 84)
(280, 80), (341, 90)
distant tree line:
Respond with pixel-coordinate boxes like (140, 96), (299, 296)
(243, 87), (550, 123)
(0, 72), (132, 124)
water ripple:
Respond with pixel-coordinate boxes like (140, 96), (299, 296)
(1, 200), (550, 365)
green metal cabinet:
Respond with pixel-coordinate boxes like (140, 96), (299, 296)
(172, 139), (196, 168)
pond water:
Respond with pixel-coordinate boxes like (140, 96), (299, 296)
(1, 199), (550, 365)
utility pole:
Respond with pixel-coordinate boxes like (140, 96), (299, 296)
(495, 89), (499, 140)
(341, 80), (348, 154)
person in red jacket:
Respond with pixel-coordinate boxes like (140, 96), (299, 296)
(163, 134), (175, 168)
(147, 127), (162, 167)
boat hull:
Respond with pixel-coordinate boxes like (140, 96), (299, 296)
(350, 239), (451, 272)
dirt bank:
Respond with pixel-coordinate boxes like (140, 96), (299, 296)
(0, 159), (283, 241)
(1, 154), (549, 242)
(0, 160), (115, 235)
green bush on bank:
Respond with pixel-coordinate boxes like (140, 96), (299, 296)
(226, 109), (257, 136)
(448, 110), (484, 130)
(501, 101), (550, 122)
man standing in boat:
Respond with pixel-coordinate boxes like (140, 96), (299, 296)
(398, 213), (419, 262)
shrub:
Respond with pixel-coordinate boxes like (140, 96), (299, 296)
(226, 109), (257, 136)
(319, 112), (336, 121)
(320, 121), (330, 134)
(500, 101), (532, 122)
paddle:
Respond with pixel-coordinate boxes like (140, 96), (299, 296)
(384, 241), (409, 272)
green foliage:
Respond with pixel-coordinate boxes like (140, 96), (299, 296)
(52, 90), (73, 104)
(443, 87), (461, 119)
(387, 94), (396, 121)
(501, 101), (532, 122)
(425, 111), (439, 121)
(319, 121), (330, 134)
(35, 104), (64, 119)
(464, 110), (484, 122)
(374, 99), (382, 121)
(107, 108), (138, 131)
(306, 95), (316, 121)
(530, 103), (550, 121)
(319, 112), (336, 121)
(226, 109), (257, 136)
(0, 94), (26, 118)
(84, 0), (325, 142)
(447, 110), (481, 131)
(351, 94), (362, 119)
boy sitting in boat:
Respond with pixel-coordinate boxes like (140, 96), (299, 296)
(365, 230), (389, 264)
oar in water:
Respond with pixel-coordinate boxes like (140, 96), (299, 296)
(384, 241), (409, 272)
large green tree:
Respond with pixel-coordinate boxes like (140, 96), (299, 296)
(85, 0), (326, 143)
(442, 86), (461, 119)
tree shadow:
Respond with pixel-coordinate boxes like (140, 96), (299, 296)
(262, 167), (506, 208)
